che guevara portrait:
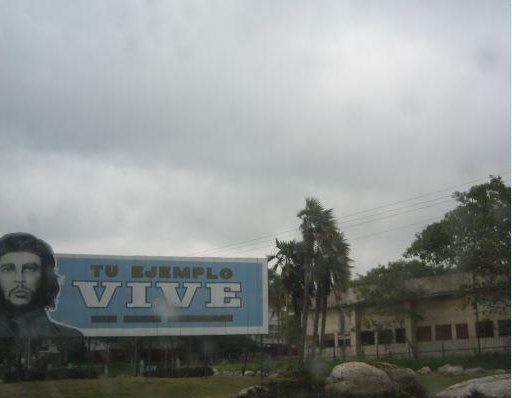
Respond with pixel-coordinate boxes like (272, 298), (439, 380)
(0, 232), (82, 338)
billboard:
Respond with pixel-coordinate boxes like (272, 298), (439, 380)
(0, 232), (267, 337)
(52, 254), (268, 337)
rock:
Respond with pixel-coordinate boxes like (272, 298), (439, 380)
(464, 368), (486, 375)
(417, 367), (432, 374)
(373, 362), (427, 398)
(212, 368), (219, 375)
(268, 372), (280, 378)
(494, 370), (507, 375)
(233, 385), (269, 398)
(325, 362), (399, 398)
(223, 370), (240, 376)
(438, 364), (464, 376)
(244, 370), (255, 376)
(436, 374), (510, 398)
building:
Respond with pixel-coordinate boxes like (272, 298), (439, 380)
(305, 272), (510, 359)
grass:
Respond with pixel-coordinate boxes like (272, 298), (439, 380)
(1, 353), (508, 398)
(0, 371), (499, 398)
(359, 352), (510, 371)
(417, 373), (491, 397)
(0, 375), (261, 398)
(214, 359), (295, 374)
(212, 352), (510, 374)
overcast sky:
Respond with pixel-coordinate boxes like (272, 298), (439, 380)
(0, 0), (509, 276)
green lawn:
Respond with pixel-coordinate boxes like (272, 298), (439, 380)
(417, 373), (496, 397)
(0, 376), (261, 398)
(0, 357), (507, 398)
(0, 372), (499, 398)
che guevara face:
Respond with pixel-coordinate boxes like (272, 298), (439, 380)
(0, 252), (42, 307)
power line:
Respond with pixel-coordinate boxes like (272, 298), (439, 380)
(340, 199), (455, 229)
(196, 196), (455, 257)
(338, 171), (509, 219)
(186, 171), (509, 257)
(224, 212), (452, 258)
(187, 228), (300, 257)
(186, 194), (450, 257)
(349, 216), (447, 241)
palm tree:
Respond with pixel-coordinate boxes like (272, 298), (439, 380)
(297, 198), (339, 364)
(318, 231), (351, 353)
(269, 239), (307, 366)
(268, 269), (287, 347)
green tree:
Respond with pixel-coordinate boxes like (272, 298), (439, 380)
(269, 239), (307, 367)
(297, 198), (351, 363)
(270, 199), (351, 366)
(316, 230), (351, 355)
(352, 260), (433, 356)
(405, 176), (510, 311)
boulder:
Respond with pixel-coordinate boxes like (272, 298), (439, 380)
(436, 374), (510, 398)
(438, 364), (464, 376)
(373, 362), (426, 398)
(244, 371), (255, 376)
(325, 362), (399, 398)
(417, 367), (432, 375)
(464, 368), (486, 375)
(233, 385), (269, 398)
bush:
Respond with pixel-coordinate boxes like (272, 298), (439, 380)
(262, 370), (325, 398)
(3, 367), (97, 383)
(352, 352), (510, 371)
(143, 366), (214, 378)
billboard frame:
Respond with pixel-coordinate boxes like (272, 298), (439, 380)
(54, 253), (268, 337)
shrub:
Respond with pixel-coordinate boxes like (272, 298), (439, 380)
(3, 367), (97, 383)
(262, 370), (325, 398)
(143, 366), (214, 378)
(352, 352), (510, 371)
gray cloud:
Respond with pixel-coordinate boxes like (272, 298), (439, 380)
(0, 0), (509, 274)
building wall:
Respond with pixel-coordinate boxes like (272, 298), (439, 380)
(304, 273), (510, 359)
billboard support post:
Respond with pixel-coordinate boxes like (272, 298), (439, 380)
(259, 334), (263, 383)
(133, 337), (138, 376)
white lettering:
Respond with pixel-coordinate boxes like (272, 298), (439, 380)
(72, 281), (122, 308)
(156, 282), (201, 307)
(206, 283), (241, 308)
(126, 282), (152, 308)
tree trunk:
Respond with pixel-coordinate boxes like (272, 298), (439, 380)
(320, 291), (328, 358)
(299, 255), (313, 368)
(312, 287), (322, 357)
(241, 348), (248, 376)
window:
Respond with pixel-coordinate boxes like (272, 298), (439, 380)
(377, 329), (393, 345)
(322, 333), (335, 347)
(435, 324), (452, 341)
(456, 323), (469, 339)
(416, 326), (432, 342)
(498, 320), (510, 337)
(360, 331), (375, 345)
(395, 328), (406, 344)
(337, 338), (351, 347)
(476, 321), (494, 338)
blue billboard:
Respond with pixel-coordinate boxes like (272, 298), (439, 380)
(48, 254), (268, 337)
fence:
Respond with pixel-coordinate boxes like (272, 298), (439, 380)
(328, 335), (510, 360)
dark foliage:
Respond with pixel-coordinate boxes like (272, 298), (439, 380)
(143, 365), (214, 378)
(3, 367), (97, 383)
(262, 370), (325, 398)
